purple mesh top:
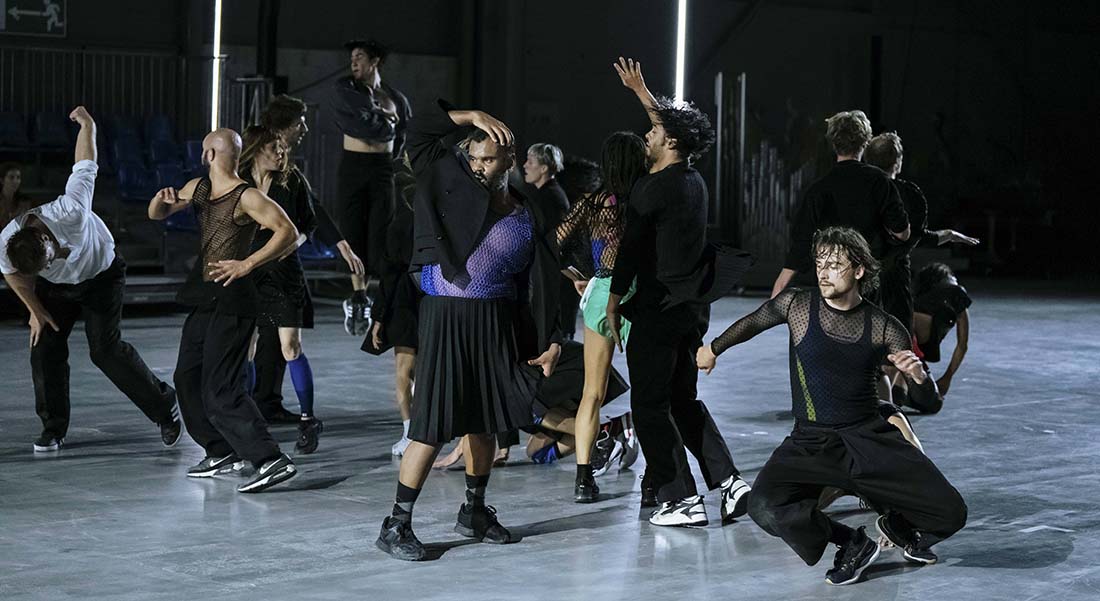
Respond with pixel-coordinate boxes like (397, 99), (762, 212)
(421, 207), (534, 300)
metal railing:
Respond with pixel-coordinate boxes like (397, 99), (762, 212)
(0, 45), (183, 121)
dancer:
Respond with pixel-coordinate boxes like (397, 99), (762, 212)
(2, 107), (179, 452)
(240, 124), (353, 453)
(697, 226), (967, 586)
(607, 57), (750, 527)
(771, 110), (910, 298)
(364, 155), (419, 456)
(375, 100), (561, 561)
(251, 94), (364, 425)
(555, 131), (647, 502)
(1, 162), (31, 225)
(862, 132), (978, 332)
(148, 128), (299, 493)
(332, 38), (412, 335)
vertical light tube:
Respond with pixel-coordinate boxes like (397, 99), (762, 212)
(210, 0), (223, 131)
(674, 0), (688, 102)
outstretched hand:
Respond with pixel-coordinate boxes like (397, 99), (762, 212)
(613, 57), (647, 94)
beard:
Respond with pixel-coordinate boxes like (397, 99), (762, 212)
(475, 171), (508, 191)
(818, 280), (852, 299)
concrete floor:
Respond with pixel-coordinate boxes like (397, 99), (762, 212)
(1, 284), (1098, 600)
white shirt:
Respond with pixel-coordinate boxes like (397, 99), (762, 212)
(0, 160), (115, 284)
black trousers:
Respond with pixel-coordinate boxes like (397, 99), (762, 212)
(880, 258), (914, 334)
(174, 307), (280, 466)
(252, 324), (290, 417)
(31, 257), (175, 438)
(748, 417), (967, 565)
(626, 303), (739, 502)
(337, 151), (395, 276)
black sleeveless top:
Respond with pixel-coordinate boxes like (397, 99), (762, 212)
(176, 179), (258, 315)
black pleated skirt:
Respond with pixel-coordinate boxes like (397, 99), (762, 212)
(254, 257), (314, 329)
(408, 295), (542, 444)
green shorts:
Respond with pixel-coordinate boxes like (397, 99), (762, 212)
(579, 276), (633, 343)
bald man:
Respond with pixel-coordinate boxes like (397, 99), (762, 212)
(2, 106), (179, 453)
(149, 128), (302, 493)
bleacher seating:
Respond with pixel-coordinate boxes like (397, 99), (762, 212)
(32, 112), (71, 148)
(150, 139), (181, 165)
(145, 114), (174, 143)
(0, 112), (29, 147)
(154, 163), (186, 189)
(117, 161), (156, 203)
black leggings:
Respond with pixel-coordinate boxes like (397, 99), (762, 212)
(748, 418), (967, 565)
(337, 151), (395, 276)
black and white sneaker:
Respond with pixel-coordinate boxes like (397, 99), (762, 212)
(649, 495), (709, 528)
(877, 514), (938, 565)
(160, 405), (183, 447)
(825, 526), (881, 585)
(455, 503), (515, 544)
(187, 454), (246, 478)
(719, 476), (751, 524)
(376, 516), (426, 561)
(591, 429), (624, 477)
(237, 453), (297, 493)
(295, 418), (323, 455)
(618, 413), (639, 470)
(342, 295), (372, 336)
(33, 434), (64, 452)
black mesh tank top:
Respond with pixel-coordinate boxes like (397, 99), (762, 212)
(176, 178), (258, 315)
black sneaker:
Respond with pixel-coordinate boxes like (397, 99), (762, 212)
(160, 405), (183, 447)
(640, 475), (658, 508)
(33, 434), (64, 452)
(455, 503), (515, 544)
(574, 472), (600, 504)
(237, 453), (297, 493)
(187, 454), (245, 478)
(825, 526), (881, 585)
(591, 428), (624, 478)
(295, 418), (324, 455)
(876, 514), (938, 565)
(343, 295), (372, 336)
(376, 516), (426, 561)
(264, 407), (301, 425)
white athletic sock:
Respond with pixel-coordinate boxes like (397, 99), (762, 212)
(402, 419), (410, 438)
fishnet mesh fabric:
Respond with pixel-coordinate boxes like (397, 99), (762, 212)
(421, 208), (533, 300)
(712, 288), (912, 425)
(556, 192), (626, 279)
(193, 179), (256, 282)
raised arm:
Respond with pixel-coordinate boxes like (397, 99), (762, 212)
(406, 99), (512, 177)
(69, 106), (97, 164)
(147, 178), (198, 221)
(206, 188), (298, 286)
(613, 57), (659, 123)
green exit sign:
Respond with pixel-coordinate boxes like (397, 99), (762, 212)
(0, 0), (67, 38)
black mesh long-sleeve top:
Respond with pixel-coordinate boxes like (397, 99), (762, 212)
(556, 192), (626, 279)
(711, 287), (920, 426)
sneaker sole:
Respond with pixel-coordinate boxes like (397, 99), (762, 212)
(237, 465), (297, 493)
(33, 442), (62, 452)
(722, 483), (752, 524)
(574, 492), (600, 503)
(825, 544), (881, 585)
(454, 525), (513, 544)
(375, 537), (425, 561)
(649, 518), (710, 528)
(593, 441), (624, 477)
(876, 517), (937, 565)
(187, 460), (246, 478)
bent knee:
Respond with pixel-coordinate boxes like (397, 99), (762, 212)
(281, 343), (302, 362)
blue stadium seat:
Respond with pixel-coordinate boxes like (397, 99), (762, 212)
(183, 139), (203, 172)
(0, 112), (29, 147)
(165, 204), (198, 232)
(105, 115), (142, 144)
(150, 139), (180, 165)
(154, 163), (186, 189)
(113, 137), (143, 166)
(145, 114), (174, 143)
(117, 161), (156, 203)
(32, 112), (70, 147)
(299, 238), (337, 261)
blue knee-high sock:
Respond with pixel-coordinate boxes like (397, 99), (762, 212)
(287, 354), (315, 417)
(245, 361), (257, 395)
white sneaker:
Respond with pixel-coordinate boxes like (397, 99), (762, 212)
(391, 436), (411, 457)
(720, 476), (752, 524)
(649, 495), (709, 528)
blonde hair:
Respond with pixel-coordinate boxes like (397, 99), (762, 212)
(825, 110), (872, 157)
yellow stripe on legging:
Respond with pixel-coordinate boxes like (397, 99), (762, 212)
(796, 355), (816, 422)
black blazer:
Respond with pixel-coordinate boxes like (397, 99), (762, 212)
(406, 99), (561, 355)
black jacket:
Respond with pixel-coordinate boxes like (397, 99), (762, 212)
(407, 99), (561, 355)
(331, 76), (413, 157)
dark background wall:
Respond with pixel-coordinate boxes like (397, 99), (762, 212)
(3, 0), (1097, 276)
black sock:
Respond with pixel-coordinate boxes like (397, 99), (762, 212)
(392, 482), (421, 523)
(576, 463), (592, 480)
(828, 520), (856, 546)
(352, 288), (368, 303)
(465, 473), (490, 506)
